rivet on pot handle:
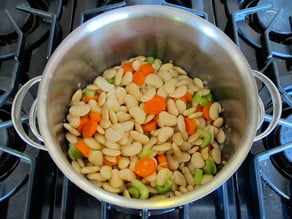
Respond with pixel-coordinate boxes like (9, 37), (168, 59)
(11, 76), (47, 151)
(252, 70), (282, 142)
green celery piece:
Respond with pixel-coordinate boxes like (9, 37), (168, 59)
(107, 78), (115, 84)
(128, 186), (140, 199)
(156, 179), (173, 194)
(193, 94), (209, 106)
(193, 92), (213, 106)
(197, 128), (212, 148)
(146, 56), (155, 64)
(131, 179), (149, 199)
(138, 149), (154, 158)
(203, 158), (217, 175)
(194, 168), (203, 185)
(84, 88), (95, 98)
(205, 92), (213, 102)
(68, 143), (83, 160)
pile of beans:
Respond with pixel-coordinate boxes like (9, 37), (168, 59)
(63, 56), (225, 199)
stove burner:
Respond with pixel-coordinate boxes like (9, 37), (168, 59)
(256, 0), (292, 35)
(0, 0), (31, 37)
(98, 0), (192, 7)
(0, 0), (62, 59)
(0, 106), (26, 180)
(226, 0), (292, 58)
(264, 107), (292, 179)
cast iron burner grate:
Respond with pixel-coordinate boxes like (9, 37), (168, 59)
(81, 0), (208, 24)
(256, 0), (292, 35)
(226, 0), (292, 59)
(264, 107), (292, 179)
(0, 0), (62, 59)
(0, 0), (31, 37)
(0, 105), (26, 180)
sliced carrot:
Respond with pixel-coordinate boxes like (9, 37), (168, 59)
(103, 155), (121, 166)
(184, 92), (193, 103)
(93, 93), (99, 101)
(76, 140), (91, 157)
(89, 111), (102, 122)
(184, 117), (196, 135)
(122, 62), (134, 73)
(144, 95), (166, 115)
(82, 119), (98, 138)
(176, 92), (193, 103)
(82, 93), (99, 103)
(142, 119), (157, 132)
(196, 105), (203, 112)
(156, 154), (168, 168)
(134, 157), (157, 178)
(76, 116), (89, 132)
(133, 71), (146, 85)
(139, 63), (155, 75)
(202, 102), (212, 121)
(82, 95), (91, 103)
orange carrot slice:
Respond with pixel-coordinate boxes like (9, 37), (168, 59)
(103, 155), (121, 166)
(76, 140), (91, 157)
(76, 116), (89, 132)
(122, 62), (134, 73)
(82, 93), (99, 103)
(196, 105), (203, 112)
(81, 120), (98, 138)
(184, 117), (196, 135)
(134, 157), (157, 177)
(142, 119), (157, 132)
(202, 102), (212, 121)
(156, 154), (168, 168)
(176, 92), (193, 103)
(89, 111), (102, 122)
(144, 95), (166, 115)
(139, 63), (155, 75)
(133, 71), (146, 85)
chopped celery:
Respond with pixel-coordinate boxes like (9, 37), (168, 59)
(194, 168), (203, 185)
(193, 92), (213, 106)
(68, 143), (83, 160)
(146, 56), (155, 64)
(197, 128), (212, 148)
(205, 93), (213, 102)
(156, 179), (173, 194)
(107, 78), (115, 84)
(84, 88), (95, 98)
(128, 186), (140, 199)
(131, 179), (149, 199)
(203, 158), (217, 175)
(138, 149), (154, 158)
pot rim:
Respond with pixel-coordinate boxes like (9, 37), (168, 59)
(38, 5), (258, 209)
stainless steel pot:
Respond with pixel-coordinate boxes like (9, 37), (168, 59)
(11, 5), (282, 210)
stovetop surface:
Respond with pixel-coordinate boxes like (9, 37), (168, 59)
(0, 0), (292, 218)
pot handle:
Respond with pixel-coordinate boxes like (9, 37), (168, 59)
(252, 70), (282, 142)
(11, 71), (281, 148)
(11, 76), (47, 150)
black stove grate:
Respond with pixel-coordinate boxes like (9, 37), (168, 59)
(227, 0), (292, 59)
(80, 0), (208, 25)
(254, 142), (292, 218)
(0, 145), (35, 219)
(0, 0), (292, 218)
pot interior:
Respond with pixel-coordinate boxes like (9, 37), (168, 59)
(38, 5), (258, 209)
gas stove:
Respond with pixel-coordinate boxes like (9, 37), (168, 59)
(0, 0), (292, 218)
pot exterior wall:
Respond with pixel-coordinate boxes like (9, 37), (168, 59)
(38, 6), (258, 209)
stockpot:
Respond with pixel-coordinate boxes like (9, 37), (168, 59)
(12, 5), (282, 210)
